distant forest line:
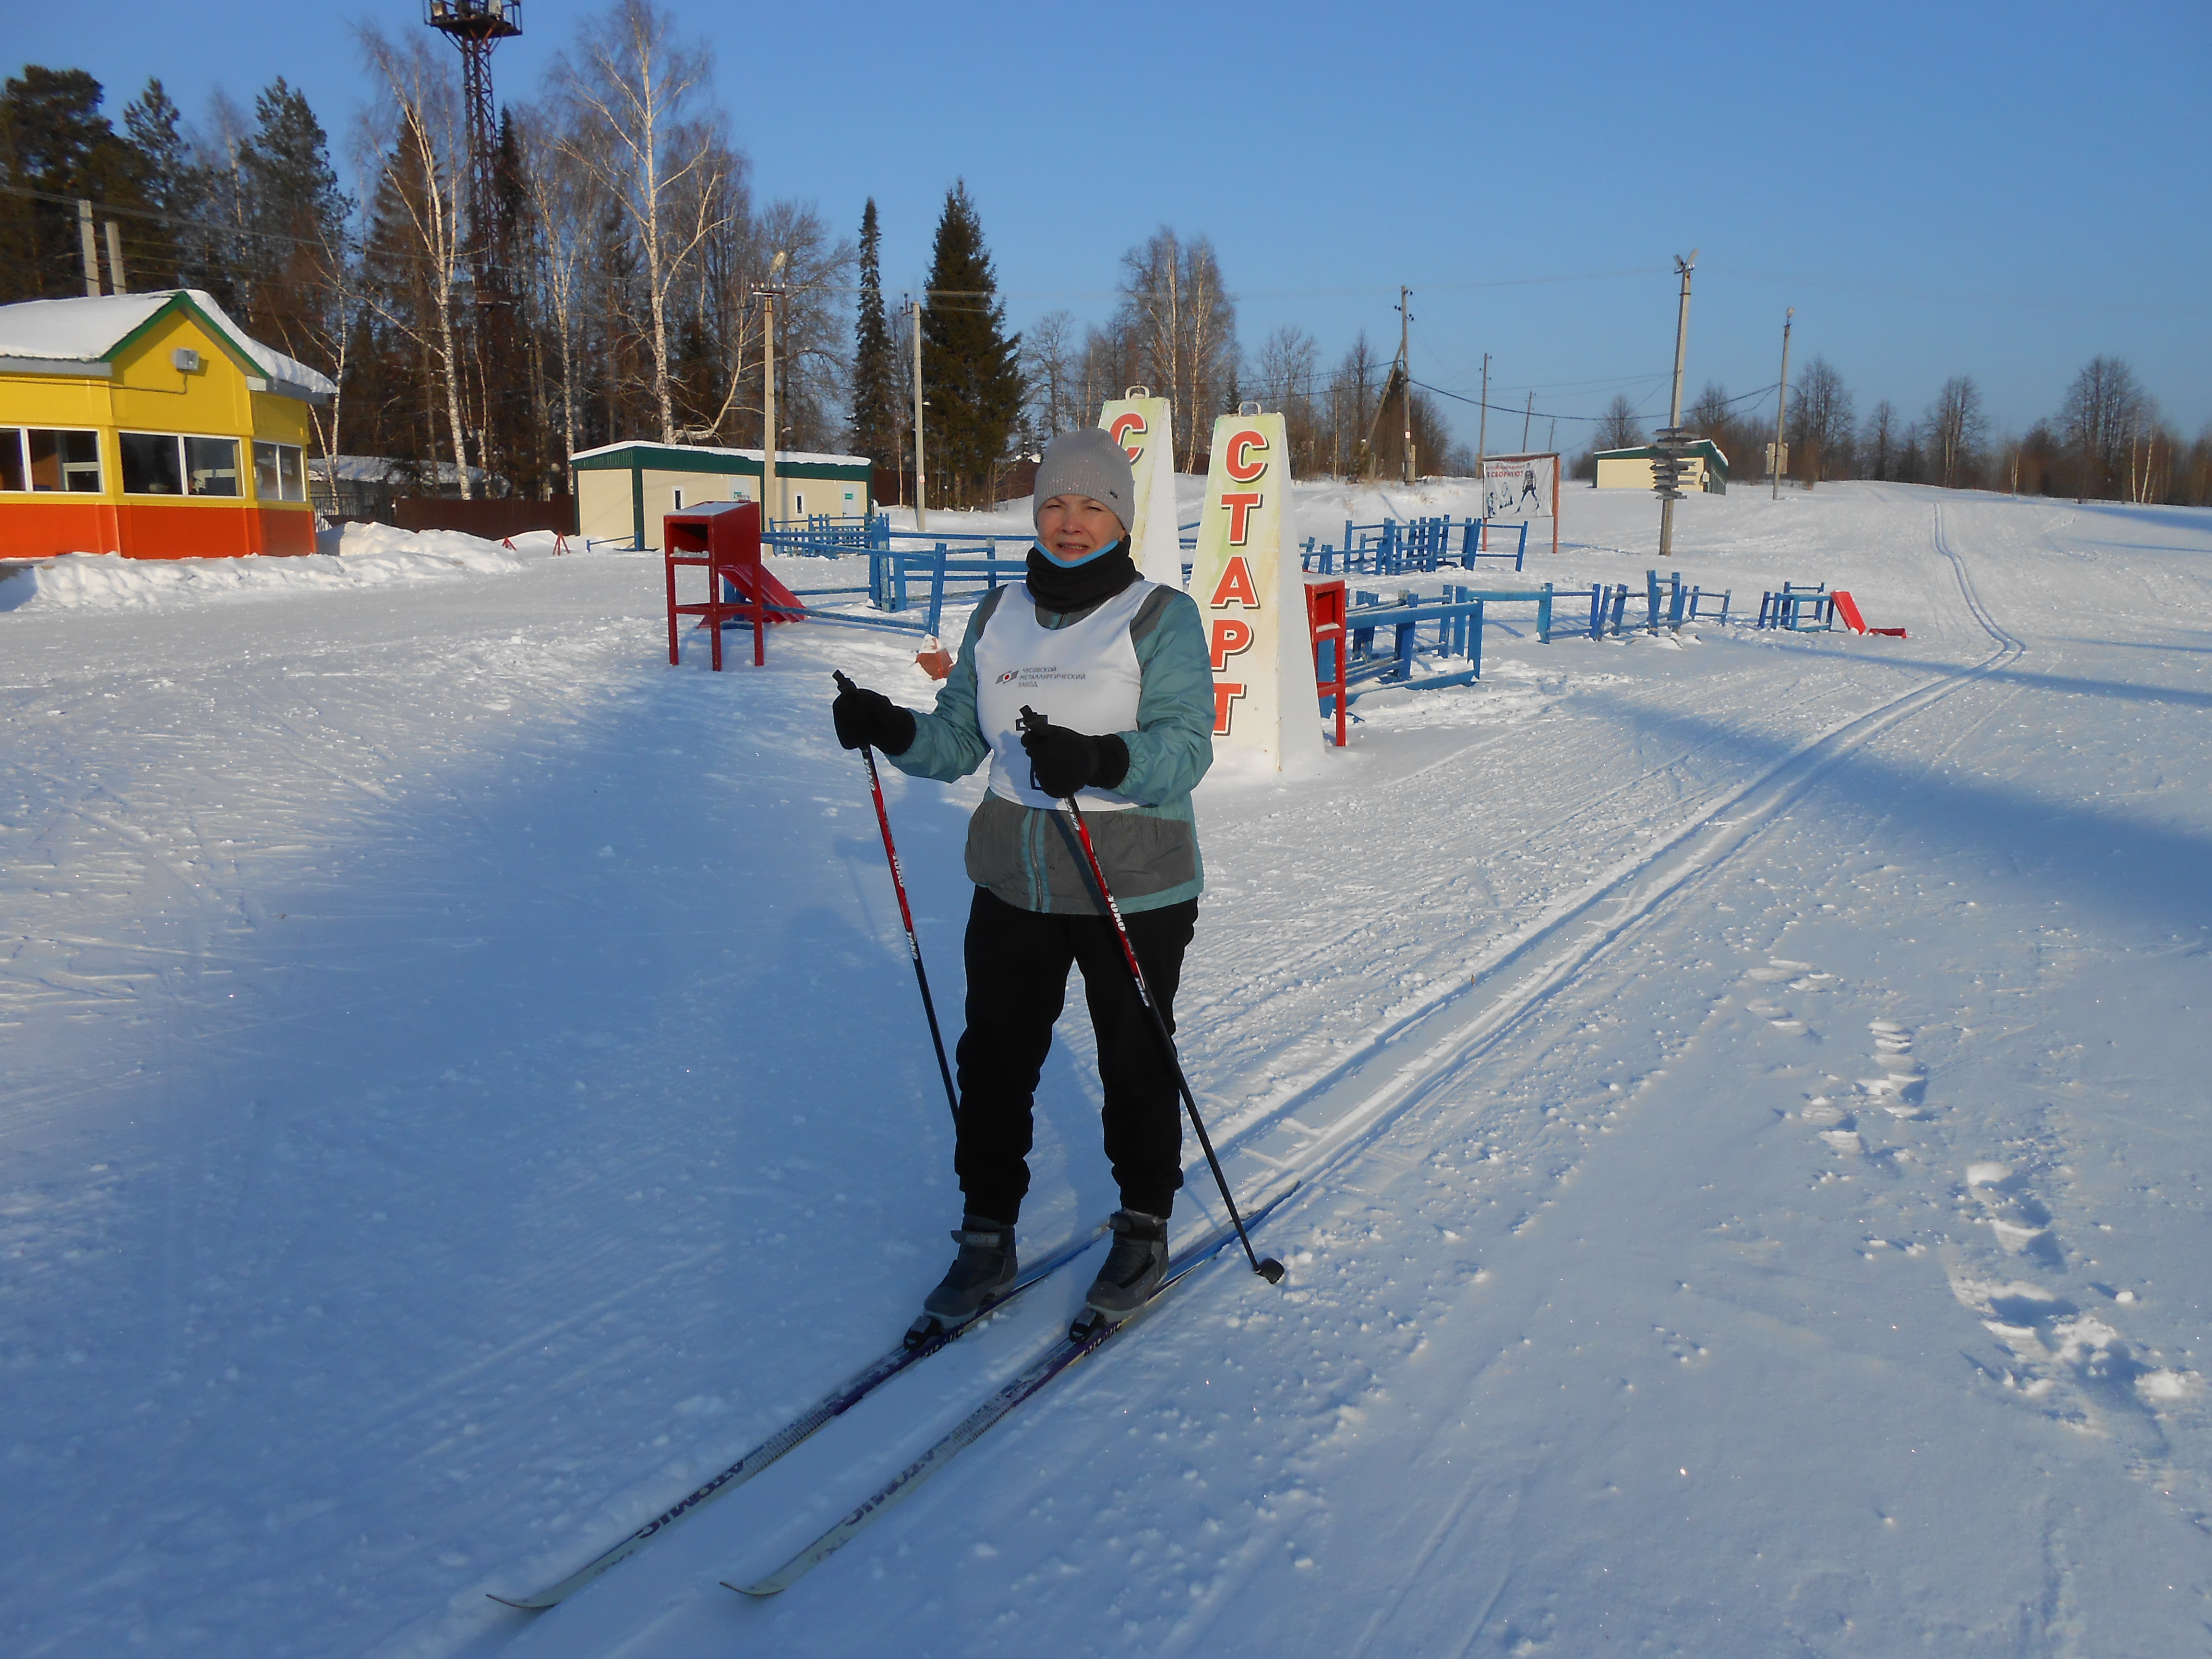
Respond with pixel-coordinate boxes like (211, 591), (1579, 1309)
(4, 4), (2205, 510)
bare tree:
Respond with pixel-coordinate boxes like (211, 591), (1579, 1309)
(2059, 356), (2153, 499)
(1594, 394), (1645, 452)
(357, 30), (475, 497)
(1022, 309), (1081, 437)
(1860, 400), (1901, 481)
(512, 102), (601, 468)
(1787, 357), (1854, 486)
(1925, 375), (1987, 489)
(1079, 320), (1140, 426)
(754, 197), (855, 454)
(552, 0), (733, 443)
(1114, 228), (1238, 469)
(1255, 325), (1321, 474)
(1329, 333), (1382, 478)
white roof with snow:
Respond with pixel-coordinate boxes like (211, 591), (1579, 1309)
(570, 439), (870, 469)
(0, 289), (337, 402)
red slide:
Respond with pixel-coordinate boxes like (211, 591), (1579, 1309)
(719, 560), (804, 622)
(1831, 589), (1907, 639)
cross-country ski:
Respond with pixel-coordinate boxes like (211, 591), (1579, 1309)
(725, 1186), (1298, 1599)
(486, 1219), (1108, 1609)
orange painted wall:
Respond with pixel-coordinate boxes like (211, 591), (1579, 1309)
(0, 499), (314, 559)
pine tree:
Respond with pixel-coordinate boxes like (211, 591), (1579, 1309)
(238, 79), (348, 381)
(0, 67), (153, 301)
(848, 197), (900, 495)
(120, 79), (195, 288)
(919, 181), (1022, 507)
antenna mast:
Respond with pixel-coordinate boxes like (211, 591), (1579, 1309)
(423, 0), (523, 253)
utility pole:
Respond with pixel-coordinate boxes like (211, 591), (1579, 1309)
(758, 251), (786, 526)
(912, 296), (927, 532)
(103, 221), (127, 294)
(1477, 353), (1491, 469)
(77, 200), (99, 296)
(1396, 286), (1414, 483)
(759, 288), (777, 523)
(1655, 249), (1697, 560)
(1521, 391), (1534, 452)
(1771, 307), (1793, 501)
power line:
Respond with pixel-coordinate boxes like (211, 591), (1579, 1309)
(1409, 375), (1779, 425)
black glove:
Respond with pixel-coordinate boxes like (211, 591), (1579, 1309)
(1018, 712), (1130, 799)
(832, 673), (916, 754)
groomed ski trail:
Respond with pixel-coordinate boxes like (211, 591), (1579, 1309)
(1200, 501), (2021, 1199)
(682, 506), (2025, 1614)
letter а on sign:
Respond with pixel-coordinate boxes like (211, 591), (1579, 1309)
(1209, 556), (1260, 608)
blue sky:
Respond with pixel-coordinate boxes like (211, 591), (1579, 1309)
(18, 0), (2210, 447)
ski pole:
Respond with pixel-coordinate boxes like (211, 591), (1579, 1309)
(837, 671), (958, 1124)
(1017, 708), (1285, 1285)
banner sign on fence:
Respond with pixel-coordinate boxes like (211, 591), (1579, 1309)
(1186, 412), (1322, 771)
(1097, 391), (1183, 589)
(1481, 453), (1558, 520)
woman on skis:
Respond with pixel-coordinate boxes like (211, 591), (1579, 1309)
(830, 426), (1215, 1329)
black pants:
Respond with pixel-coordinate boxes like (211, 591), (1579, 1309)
(953, 887), (1198, 1225)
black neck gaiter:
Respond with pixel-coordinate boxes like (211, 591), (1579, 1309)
(1025, 539), (1139, 614)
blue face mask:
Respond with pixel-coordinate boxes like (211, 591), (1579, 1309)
(1034, 535), (1122, 567)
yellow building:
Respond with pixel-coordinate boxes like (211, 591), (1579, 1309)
(0, 289), (335, 559)
(1592, 438), (1731, 494)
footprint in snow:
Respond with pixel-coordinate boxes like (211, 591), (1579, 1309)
(1962, 1161), (2061, 1269)
(1743, 958), (1832, 1034)
(1857, 1020), (1929, 1116)
(1799, 1095), (1863, 1156)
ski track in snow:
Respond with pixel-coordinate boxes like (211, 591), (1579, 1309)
(4, 484), (2211, 1657)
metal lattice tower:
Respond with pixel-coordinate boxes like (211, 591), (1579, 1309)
(423, 0), (522, 252)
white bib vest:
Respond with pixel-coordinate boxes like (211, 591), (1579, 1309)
(973, 579), (1157, 811)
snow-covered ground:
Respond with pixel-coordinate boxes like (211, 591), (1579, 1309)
(4, 481), (2209, 1657)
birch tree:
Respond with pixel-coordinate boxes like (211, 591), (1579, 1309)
(1115, 228), (1238, 469)
(1926, 375), (1987, 489)
(357, 31), (474, 497)
(552, 0), (731, 444)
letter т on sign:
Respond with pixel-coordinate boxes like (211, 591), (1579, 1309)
(1184, 411), (1321, 773)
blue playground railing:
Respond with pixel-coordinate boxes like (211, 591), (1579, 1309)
(1317, 580), (1557, 703)
(1301, 516), (1530, 577)
(1756, 582), (1833, 631)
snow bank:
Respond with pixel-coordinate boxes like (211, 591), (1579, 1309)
(0, 522), (582, 613)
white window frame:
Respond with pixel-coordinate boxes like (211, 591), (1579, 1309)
(6, 426), (104, 493)
(183, 434), (241, 498)
(120, 431), (187, 496)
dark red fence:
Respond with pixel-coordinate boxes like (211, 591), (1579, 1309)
(395, 497), (578, 538)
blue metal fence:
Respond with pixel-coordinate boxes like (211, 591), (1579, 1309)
(1300, 516), (1529, 577)
(1756, 582), (1833, 631)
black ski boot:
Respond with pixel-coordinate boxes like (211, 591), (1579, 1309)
(909, 1215), (1018, 1345)
(1084, 1209), (1168, 1322)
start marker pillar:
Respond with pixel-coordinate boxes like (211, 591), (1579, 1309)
(1186, 411), (1321, 772)
(1097, 388), (1183, 589)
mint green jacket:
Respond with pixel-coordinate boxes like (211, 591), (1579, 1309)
(888, 580), (1214, 914)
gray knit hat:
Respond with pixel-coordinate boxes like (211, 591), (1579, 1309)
(1033, 427), (1135, 535)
